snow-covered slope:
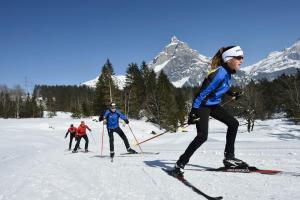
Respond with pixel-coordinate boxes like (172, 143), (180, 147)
(0, 113), (299, 200)
(240, 40), (300, 82)
(148, 36), (211, 87)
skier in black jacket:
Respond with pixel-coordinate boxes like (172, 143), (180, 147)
(65, 124), (77, 150)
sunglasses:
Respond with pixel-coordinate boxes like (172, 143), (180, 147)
(234, 56), (244, 60)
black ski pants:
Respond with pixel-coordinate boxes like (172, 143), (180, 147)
(68, 132), (76, 149)
(107, 127), (130, 152)
(178, 105), (239, 166)
(74, 135), (89, 151)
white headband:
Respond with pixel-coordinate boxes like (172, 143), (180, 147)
(222, 46), (244, 62)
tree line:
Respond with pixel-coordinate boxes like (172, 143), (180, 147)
(93, 60), (188, 131)
(224, 70), (300, 131)
(32, 85), (94, 118)
(1, 60), (299, 132)
(0, 85), (43, 118)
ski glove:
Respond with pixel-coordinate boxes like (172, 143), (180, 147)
(188, 108), (201, 124)
(124, 119), (129, 124)
(232, 91), (243, 100)
(99, 115), (104, 122)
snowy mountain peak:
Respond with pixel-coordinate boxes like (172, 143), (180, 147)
(165, 36), (186, 49)
(148, 37), (211, 87)
(83, 38), (300, 88)
(290, 40), (300, 52)
(240, 40), (300, 82)
(171, 36), (179, 43)
(81, 75), (126, 90)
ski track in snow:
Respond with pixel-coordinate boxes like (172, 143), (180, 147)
(0, 114), (300, 200)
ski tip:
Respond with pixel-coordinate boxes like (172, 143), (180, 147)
(214, 197), (223, 200)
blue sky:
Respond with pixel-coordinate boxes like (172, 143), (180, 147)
(1, 0), (299, 89)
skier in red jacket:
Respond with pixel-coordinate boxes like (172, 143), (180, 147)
(72, 121), (92, 153)
(65, 124), (77, 150)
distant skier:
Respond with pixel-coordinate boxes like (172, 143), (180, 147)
(103, 102), (137, 158)
(65, 124), (77, 150)
(72, 121), (92, 153)
(172, 46), (248, 177)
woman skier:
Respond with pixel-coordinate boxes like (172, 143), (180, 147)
(172, 46), (248, 177)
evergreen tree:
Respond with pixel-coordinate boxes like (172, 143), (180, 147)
(93, 59), (118, 115)
(174, 88), (188, 126)
(124, 63), (145, 118)
(46, 96), (57, 118)
(257, 79), (278, 118)
(81, 101), (92, 117)
(279, 70), (300, 124)
(156, 71), (178, 131)
(20, 94), (31, 118)
(142, 69), (159, 123)
(71, 106), (81, 118)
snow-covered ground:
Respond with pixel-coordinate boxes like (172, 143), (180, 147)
(0, 113), (299, 200)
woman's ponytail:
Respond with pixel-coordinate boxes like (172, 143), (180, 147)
(211, 47), (224, 69)
(211, 46), (236, 69)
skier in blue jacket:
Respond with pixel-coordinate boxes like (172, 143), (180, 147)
(172, 46), (248, 177)
(103, 102), (137, 158)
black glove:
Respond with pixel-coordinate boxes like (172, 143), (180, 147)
(188, 108), (200, 124)
(232, 91), (243, 100)
(124, 119), (129, 124)
(99, 115), (104, 122)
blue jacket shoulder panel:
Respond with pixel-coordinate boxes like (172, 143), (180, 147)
(192, 67), (224, 108)
(104, 110), (110, 118)
(192, 66), (231, 108)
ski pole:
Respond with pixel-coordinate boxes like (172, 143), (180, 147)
(127, 124), (143, 153)
(101, 122), (104, 156)
(221, 91), (244, 107)
(134, 121), (194, 146)
(134, 130), (169, 146)
(221, 97), (236, 107)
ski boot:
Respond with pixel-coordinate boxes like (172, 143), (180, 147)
(110, 151), (115, 158)
(84, 149), (89, 153)
(110, 151), (115, 162)
(72, 150), (78, 153)
(171, 162), (185, 178)
(223, 153), (249, 169)
(127, 147), (137, 154)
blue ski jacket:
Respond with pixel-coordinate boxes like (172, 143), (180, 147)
(104, 109), (128, 129)
(192, 65), (232, 108)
